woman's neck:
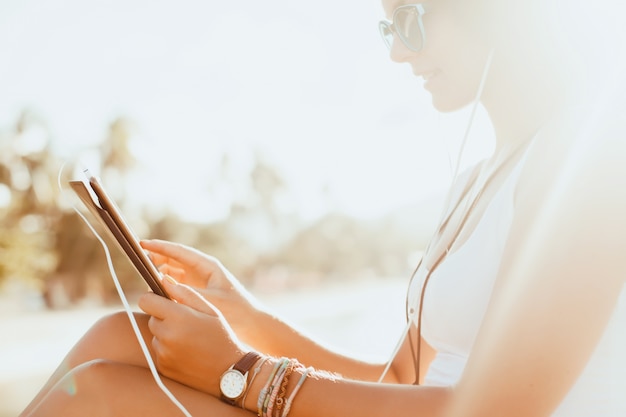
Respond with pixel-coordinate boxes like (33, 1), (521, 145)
(481, 52), (572, 156)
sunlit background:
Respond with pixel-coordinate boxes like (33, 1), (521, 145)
(2, 0), (623, 415)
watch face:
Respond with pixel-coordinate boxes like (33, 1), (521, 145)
(220, 370), (246, 399)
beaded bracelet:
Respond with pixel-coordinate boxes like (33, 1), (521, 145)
(280, 366), (312, 417)
(258, 358), (287, 416)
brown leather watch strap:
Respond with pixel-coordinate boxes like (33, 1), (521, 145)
(233, 351), (262, 374)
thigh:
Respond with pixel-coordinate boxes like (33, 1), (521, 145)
(28, 359), (253, 417)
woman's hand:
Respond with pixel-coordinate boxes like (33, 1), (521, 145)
(138, 278), (246, 396)
(140, 239), (262, 338)
(141, 239), (238, 291)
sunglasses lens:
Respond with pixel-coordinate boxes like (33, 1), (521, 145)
(378, 21), (394, 50)
(395, 7), (423, 51)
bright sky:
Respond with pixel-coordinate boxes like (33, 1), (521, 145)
(0, 0), (498, 222)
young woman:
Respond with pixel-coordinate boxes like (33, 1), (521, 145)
(21, 0), (626, 416)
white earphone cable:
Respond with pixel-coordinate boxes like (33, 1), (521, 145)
(452, 48), (495, 181)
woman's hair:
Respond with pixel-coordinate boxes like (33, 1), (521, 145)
(459, 0), (591, 96)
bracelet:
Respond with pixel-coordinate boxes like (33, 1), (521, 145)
(256, 358), (310, 417)
(281, 367), (312, 417)
(241, 356), (268, 409)
(264, 360), (290, 417)
(273, 360), (295, 416)
(258, 358), (288, 417)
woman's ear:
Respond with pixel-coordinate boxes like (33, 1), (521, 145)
(467, 0), (567, 66)
(451, 0), (511, 51)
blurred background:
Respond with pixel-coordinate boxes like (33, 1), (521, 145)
(0, 0), (508, 415)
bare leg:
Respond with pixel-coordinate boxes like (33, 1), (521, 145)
(23, 359), (253, 417)
(21, 311), (156, 415)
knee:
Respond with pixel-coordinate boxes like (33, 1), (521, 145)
(67, 311), (153, 370)
(91, 311), (149, 336)
(85, 311), (151, 349)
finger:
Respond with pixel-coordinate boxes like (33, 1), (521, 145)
(150, 335), (163, 365)
(200, 286), (232, 305)
(161, 278), (220, 318)
(141, 240), (209, 271)
(146, 251), (186, 271)
(147, 314), (164, 338)
(138, 290), (177, 320)
(158, 264), (185, 281)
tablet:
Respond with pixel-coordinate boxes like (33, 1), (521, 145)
(69, 172), (170, 298)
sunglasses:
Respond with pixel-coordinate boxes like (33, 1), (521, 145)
(379, 4), (427, 52)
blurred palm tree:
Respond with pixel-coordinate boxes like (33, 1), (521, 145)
(0, 110), (59, 293)
(100, 117), (136, 173)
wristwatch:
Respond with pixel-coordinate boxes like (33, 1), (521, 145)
(219, 351), (262, 406)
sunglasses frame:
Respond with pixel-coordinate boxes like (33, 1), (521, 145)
(379, 4), (427, 52)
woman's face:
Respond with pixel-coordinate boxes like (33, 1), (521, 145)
(381, 0), (493, 112)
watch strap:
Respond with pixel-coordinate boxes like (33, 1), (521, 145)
(233, 351), (262, 374)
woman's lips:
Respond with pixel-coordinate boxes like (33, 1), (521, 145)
(416, 69), (441, 90)
(420, 70), (440, 82)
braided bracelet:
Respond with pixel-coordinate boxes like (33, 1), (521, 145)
(273, 360), (296, 416)
(280, 366), (312, 417)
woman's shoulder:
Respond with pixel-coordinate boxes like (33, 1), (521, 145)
(516, 98), (626, 219)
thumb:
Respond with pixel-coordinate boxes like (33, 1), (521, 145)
(163, 275), (220, 317)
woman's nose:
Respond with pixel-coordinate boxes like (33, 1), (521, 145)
(389, 36), (414, 63)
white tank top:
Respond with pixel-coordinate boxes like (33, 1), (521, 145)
(403, 149), (626, 415)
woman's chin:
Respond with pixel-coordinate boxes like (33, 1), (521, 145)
(430, 94), (475, 113)
(425, 82), (477, 113)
